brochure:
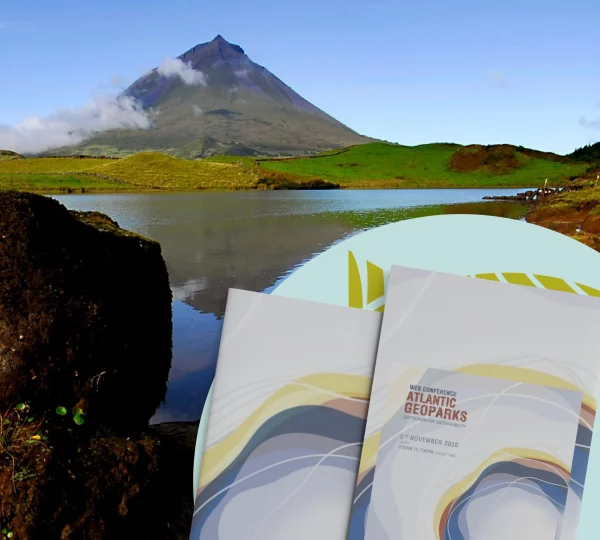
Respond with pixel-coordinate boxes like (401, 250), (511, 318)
(349, 266), (600, 540)
(190, 289), (382, 540)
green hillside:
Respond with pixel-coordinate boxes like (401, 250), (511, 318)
(248, 142), (588, 188)
(0, 153), (259, 192)
(0, 142), (592, 193)
(0, 150), (25, 161)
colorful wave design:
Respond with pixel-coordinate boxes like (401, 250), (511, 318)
(349, 364), (596, 539)
(189, 373), (371, 540)
(436, 449), (572, 540)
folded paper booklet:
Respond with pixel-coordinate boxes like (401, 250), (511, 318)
(349, 266), (600, 540)
(189, 289), (382, 540)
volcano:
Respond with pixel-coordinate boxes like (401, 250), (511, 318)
(65, 35), (371, 157)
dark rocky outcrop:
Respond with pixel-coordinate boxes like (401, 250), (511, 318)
(0, 191), (172, 432)
(0, 191), (198, 538)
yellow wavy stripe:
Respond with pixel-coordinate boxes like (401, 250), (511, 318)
(199, 373), (371, 488)
(433, 447), (571, 540)
(348, 251), (363, 308)
(456, 364), (596, 412)
(357, 432), (381, 476)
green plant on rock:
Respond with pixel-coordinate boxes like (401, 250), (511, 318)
(55, 406), (67, 416)
(72, 406), (85, 426)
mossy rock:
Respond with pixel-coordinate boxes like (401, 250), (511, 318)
(0, 191), (172, 432)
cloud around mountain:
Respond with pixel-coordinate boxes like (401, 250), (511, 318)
(156, 58), (208, 86)
(0, 95), (151, 155)
(0, 58), (209, 155)
(1, 35), (368, 156)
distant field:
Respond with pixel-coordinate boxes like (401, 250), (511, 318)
(0, 173), (133, 192)
(0, 142), (592, 192)
(253, 142), (589, 188)
(0, 153), (259, 192)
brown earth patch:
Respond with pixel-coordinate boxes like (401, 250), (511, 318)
(449, 144), (523, 174)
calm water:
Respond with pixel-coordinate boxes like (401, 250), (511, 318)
(52, 189), (528, 423)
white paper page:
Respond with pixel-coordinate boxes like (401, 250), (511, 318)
(190, 289), (382, 540)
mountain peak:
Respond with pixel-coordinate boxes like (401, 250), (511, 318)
(205, 34), (245, 55)
(108, 36), (369, 157)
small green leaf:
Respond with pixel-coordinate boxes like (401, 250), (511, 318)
(15, 403), (26, 411)
(73, 414), (85, 426)
(55, 406), (67, 416)
(27, 416), (33, 423)
(6, 532), (12, 538)
(1, 528), (7, 534)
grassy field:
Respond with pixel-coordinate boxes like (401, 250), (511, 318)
(252, 142), (589, 188)
(0, 142), (592, 192)
(0, 153), (259, 192)
(0, 173), (133, 192)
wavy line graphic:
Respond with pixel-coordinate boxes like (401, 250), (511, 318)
(348, 365), (591, 540)
(190, 373), (371, 540)
(437, 450), (571, 540)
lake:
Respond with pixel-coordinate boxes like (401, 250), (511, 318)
(52, 188), (529, 423)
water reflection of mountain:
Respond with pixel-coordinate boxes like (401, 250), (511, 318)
(52, 191), (527, 422)
(161, 212), (353, 318)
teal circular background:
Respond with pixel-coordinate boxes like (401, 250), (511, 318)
(192, 214), (600, 539)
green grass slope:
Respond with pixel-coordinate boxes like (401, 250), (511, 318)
(0, 142), (592, 192)
(0, 153), (259, 192)
(252, 142), (589, 188)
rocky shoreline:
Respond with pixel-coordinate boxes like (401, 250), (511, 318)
(482, 184), (584, 202)
(521, 176), (600, 252)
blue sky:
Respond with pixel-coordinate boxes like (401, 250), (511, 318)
(0, 0), (599, 154)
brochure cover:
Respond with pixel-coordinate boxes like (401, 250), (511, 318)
(350, 266), (600, 540)
(189, 289), (382, 540)
(363, 365), (582, 540)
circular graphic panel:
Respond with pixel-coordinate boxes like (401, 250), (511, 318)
(192, 214), (600, 538)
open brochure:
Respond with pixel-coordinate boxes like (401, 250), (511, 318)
(190, 289), (382, 540)
(349, 266), (600, 540)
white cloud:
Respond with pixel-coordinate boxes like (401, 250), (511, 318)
(192, 105), (203, 117)
(156, 58), (207, 86)
(487, 70), (509, 91)
(171, 278), (208, 301)
(0, 94), (151, 154)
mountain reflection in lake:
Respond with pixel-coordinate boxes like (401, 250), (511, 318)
(53, 189), (528, 422)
